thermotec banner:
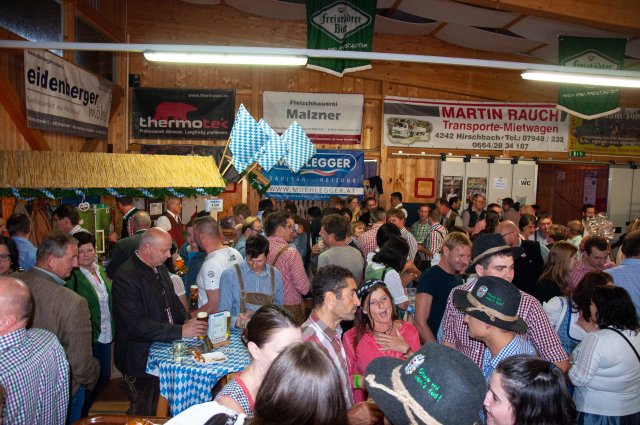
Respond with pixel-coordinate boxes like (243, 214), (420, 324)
(265, 149), (364, 201)
(132, 88), (235, 140)
(24, 49), (113, 139)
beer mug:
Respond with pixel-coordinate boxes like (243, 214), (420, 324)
(190, 285), (198, 310)
(196, 312), (208, 340)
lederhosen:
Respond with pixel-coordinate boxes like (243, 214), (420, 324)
(233, 263), (275, 313)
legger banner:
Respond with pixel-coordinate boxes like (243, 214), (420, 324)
(569, 108), (640, 156)
(24, 49), (113, 139)
(306, 0), (376, 77)
(264, 149), (364, 200)
(262, 91), (364, 144)
(132, 88), (235, 140)
(557, 36), (627, 119)
(383, 97), (570, 152)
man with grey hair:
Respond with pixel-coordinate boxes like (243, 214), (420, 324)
(113, 227), (207, 415)
(106, 211), (152, 278)
(156, 197), (184, 247)
(17, 232), (99, 424)
(192, 216), (242, 316)
(0, 276), (70, 424)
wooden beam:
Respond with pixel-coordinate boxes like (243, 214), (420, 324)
(0, 67), (50, 151)
(455, 0), (640, 34)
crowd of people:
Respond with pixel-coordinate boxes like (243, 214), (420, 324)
(0, 194), (639, 425)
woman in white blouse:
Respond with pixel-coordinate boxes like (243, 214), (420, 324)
(543, 271), (612, 355)
(569, 286), (640, 425)
(66, 231), (113, 415)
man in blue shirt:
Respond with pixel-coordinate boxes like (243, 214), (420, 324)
(6, 213), (37, 271)
(218, 234), (284, 328)
(606, 230), (640, 316)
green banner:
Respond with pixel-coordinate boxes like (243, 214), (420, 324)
(557, 36), (627, 119)
(306, 0), (376, 77)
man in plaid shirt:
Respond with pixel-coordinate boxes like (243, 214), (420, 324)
(302, 266), (382, 425)
(358, 207), (387, 259)
(0, 277), (70, 424)
(440, 233), (569, 372)
(418, 208), (448, 266)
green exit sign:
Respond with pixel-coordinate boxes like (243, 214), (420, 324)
(570, 151), (586, 157)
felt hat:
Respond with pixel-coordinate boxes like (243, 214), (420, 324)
(365, 343), (486, 425)
(453, 276), (527, 333)
(465, 233), (524, 274)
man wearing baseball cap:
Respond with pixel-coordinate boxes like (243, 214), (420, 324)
(454, 276), (536, 381)
(440, 233), (569, 372)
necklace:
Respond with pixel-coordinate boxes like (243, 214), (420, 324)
(373, 321), (394, 336)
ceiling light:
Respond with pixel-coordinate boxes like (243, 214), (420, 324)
(522, 70), (640, 88)
(144, 51), (308, 66)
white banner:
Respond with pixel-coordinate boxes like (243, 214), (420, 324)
(263, 91), (364, 144)
(384, 97), (569, 152)
(24, 49), (113, 139)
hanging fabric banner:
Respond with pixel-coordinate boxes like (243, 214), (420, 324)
(306, 0), (376, 77)
(557, 36), (627, 120)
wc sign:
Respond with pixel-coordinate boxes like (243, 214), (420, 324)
(519, 178), (532, 187)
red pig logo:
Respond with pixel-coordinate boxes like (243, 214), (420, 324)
(153, 102), (198, 121)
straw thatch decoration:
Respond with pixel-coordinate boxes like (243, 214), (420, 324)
(0, 151), (225, 189)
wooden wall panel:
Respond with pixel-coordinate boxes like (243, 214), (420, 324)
(536, 163), (609, 226)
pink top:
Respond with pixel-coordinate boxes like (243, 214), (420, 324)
(343, 321), (421, 402)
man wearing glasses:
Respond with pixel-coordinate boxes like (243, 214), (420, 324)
(496, 221), (548, 296)
(358, 196), (378, 229)
(219, 234), (284, 329)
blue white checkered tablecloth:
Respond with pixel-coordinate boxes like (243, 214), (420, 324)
(146, 329), (250, 415)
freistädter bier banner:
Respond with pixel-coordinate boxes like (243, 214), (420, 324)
(557, 36), (627, 119)
(306, 0), (376, 77)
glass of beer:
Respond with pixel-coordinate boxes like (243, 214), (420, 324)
(190, 285), (198, 310)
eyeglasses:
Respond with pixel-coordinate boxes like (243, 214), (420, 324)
(249, 227), (262, 233)
(500, 230), (517, 238)
(0, 254), (11, 261)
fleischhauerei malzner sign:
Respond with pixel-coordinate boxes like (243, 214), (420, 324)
(310, 2), (371, 42)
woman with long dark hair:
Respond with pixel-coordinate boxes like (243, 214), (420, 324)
(363, 235), (410, 310)
(569, 286), (640, 424)
(543, 271), (611, 354)
(485, 355), (577, 425)
(248, 342), (348, 425)
(343, 280), (421, 403)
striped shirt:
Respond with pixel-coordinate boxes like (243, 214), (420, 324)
(410, 220), (430, 244)
(215, 373), (254, 416)
(482, 336), (536, 381)
(0, 328), (70, 425)
(440, 278), (568, 368)
(569, 257), (615, 291)
(267, 236), (309, 305)
(302, 312), (354, 408)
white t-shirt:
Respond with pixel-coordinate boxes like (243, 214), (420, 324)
(170, 273), (186, 297)
(196, 247), (242, 307)
(166, 401), (246, 425)
(367, 261), (408, 305)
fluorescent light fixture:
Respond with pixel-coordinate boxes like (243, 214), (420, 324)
(522, 70), (640, 88)
(144, 51), (307, 66)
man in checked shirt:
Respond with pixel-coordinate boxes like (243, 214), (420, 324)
(439, 233), (570, 372)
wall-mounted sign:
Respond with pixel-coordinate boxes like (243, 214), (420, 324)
(569, 108), (640, 157)
(24, 49), (113, 139)
(265, 149), (364, 200)
(205, 199), (224, 213)
(384, 97), (569, 152)
(263, 91), (364, 144)
(132, 88), (235, 140)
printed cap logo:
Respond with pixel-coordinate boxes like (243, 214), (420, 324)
(476, 285), (489, 298)
(311, 1), (371, 42)
(404, 353), (425, 375)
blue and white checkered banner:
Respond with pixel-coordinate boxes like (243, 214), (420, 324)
(282, 121), (316, 173)
(229, 104), (266, 173)
(257, 119), (289, 172)
(265, 149), (364, 201)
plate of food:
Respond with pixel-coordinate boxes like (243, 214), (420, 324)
(193, 351), (227, 364)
